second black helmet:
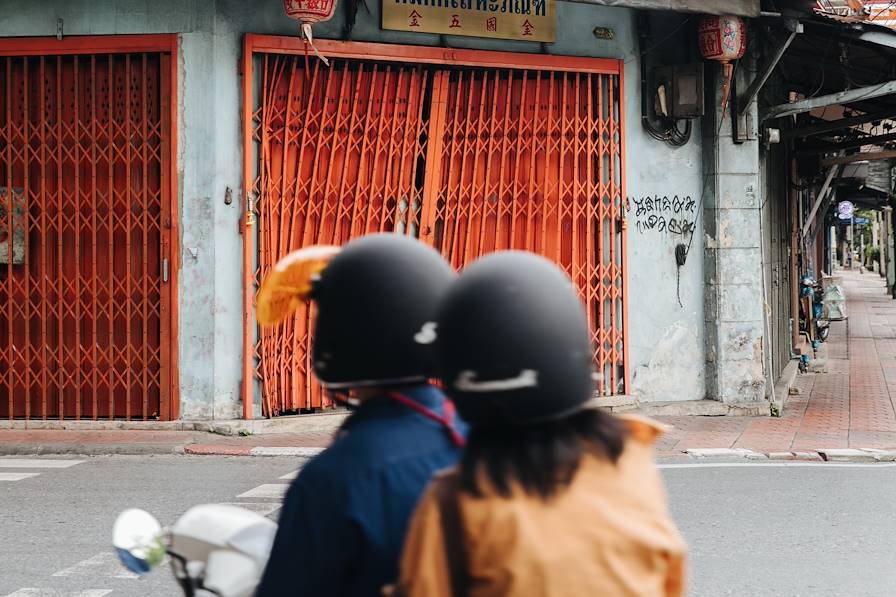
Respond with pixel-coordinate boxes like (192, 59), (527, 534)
(435, 251), (594, 426)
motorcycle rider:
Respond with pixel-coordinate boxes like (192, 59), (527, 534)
(393, 251), (687, 597)
(255, 233), (466, 597)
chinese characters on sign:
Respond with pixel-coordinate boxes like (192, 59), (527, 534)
(382, 0), (556, 42)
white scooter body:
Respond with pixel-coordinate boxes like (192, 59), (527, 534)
(113, 504), (278, 597)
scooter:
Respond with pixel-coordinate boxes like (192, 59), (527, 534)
(113, 504), (278, 597)
(800, 275), (830, 342)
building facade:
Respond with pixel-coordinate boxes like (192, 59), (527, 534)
(0, 0), (770, 420)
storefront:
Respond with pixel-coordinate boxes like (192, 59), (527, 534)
(0, 0), (713, 420)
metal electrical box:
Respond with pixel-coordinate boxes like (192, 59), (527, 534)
(654, 63), (705, 119)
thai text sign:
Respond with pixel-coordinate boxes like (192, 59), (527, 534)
(382, 0), (556, 42)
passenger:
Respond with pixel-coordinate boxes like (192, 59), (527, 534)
(392, 251), (686, 597)
(255, 234), (466, 597)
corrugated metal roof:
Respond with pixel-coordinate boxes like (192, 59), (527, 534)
(816, 0), (896, 28)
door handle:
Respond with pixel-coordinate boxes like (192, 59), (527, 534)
(162, 258), (169, 283)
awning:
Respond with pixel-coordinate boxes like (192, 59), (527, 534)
(561, 0), (760, 17)
(767, 9), (896, 208)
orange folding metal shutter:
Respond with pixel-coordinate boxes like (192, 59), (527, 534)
(0, 36), (177, 420)
(244, 38), (627, 417)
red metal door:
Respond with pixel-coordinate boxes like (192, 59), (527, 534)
(250, 55), (431, 415)
(246, 40), (627, 416)
(421, 68), (627, 396)
(0, 50), (172, 420)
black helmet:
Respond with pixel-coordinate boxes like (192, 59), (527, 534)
(436, 251), (594, 426)
(311, 233), (455, 389)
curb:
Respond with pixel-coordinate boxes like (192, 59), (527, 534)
(2, 444), (895, 462)
(0, 443), (187, 456)
(685, 447), (896, 462)
(183, 445), (326, 457)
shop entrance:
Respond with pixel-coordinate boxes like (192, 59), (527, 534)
(0, 36), (177, 421)
(243, 38), (627, 416)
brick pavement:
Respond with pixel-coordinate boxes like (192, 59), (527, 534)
(654, 269), (896, 456)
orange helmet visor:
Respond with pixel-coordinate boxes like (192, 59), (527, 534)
(255, 245), (341, 327)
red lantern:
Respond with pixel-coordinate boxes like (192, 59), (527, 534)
(698, 15), (747, 119)
(285, 0), (338, 65)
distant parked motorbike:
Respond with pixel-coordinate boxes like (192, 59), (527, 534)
(799, 275), (830, 342)
(113, 504), (277, 597)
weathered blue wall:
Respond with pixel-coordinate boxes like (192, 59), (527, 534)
(0, 0), (708, 415)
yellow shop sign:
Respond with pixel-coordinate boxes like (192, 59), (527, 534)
(382, 0), (556, 42)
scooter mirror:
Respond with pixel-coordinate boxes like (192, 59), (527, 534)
(112, 508), (166, 575)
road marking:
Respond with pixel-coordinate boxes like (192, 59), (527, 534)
(250, 447), (323, 457)
(237, 484), (290, 499)
(0, 459), (84, 468)
(0, 472), (40, 481)
(218, 502), (283, 517)
(278, 470), (298, 480)
(52, 552), (138, 580)
(658, 462), (896, 469)
(3, 590), (112, 597)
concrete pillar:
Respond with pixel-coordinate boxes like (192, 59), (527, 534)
(703, 63), (766, 404)
(847, 223), (854, 268)
(886, 207), (896, 294)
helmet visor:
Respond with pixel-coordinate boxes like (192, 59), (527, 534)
(256, 245), (340, 326)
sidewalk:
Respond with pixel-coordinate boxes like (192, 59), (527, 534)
(3, 269), (896, 460)
(654, 268), (896, 459)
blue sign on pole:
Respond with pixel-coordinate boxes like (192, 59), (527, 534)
(854, 217), (870, 226)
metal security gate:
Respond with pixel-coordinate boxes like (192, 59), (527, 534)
(423, 68), (627, 395)
(250, 56), (431, 415)
(0, 37), (176, 420)
(243, 38), (627, 416)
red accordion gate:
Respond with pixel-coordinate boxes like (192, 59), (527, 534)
(0, 36), (177, 420)
(244, 38), (627, 417)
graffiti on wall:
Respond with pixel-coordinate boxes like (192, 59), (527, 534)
(628, 194), (696, 236)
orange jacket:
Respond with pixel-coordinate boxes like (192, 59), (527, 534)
(393, 415), (686, 597)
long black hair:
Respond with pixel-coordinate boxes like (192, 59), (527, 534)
(459, 407), (627, 500)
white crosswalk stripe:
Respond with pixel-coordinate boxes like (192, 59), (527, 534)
(278, 470), (299, 480)
(3, 590), (112, 597)
(0, 458), (84, 482)
(218, 501), (283, 517)
(52, 552), (139, 580)
(237, 483), (290, 499)
(0, 459), (84, 469)
(0, 472), (41, 482)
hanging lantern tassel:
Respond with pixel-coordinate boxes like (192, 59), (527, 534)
(284, 0), (338, 67)
(301, 23), (329, 67)
(720, 61), (733, 120)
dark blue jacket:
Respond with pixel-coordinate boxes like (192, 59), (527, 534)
(256, 384), (465, 597)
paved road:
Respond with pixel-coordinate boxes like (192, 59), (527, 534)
(0, 455), (299, 597)
(662, 462), (896, 597)
(3, 456), (896, 596)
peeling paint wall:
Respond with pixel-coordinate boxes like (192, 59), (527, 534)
(0, 0), (710, 416)
(631, 322), (704, 403)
